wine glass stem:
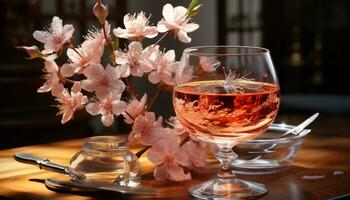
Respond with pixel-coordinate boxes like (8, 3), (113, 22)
(215, 145), (237, 179)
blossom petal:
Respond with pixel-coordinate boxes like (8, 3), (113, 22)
(162, 62), (178, 85)
(123, 14), (132, 29)
(154, 165), (168, 181)
(112, 100), (127, 115)
(95, 86), (110, 100)
(71, 82), (81, 94)
(86, 103), (100, 116)
(61, 108), (73, 124)
(115, 52), (129, 65)
(83, 64), (105, 78)
(128, 41), (143, 55)
(51, 83), (65, 97)
(144, 27), (158, 38)
(174, 6), (188, 20)
(183, 23), (199, 32)
(111, 79), (126, 97)
(60, 63), (76, 77)
(33, 31), (49, 43)
(162, 4), (175, 23)
(164, 50), (175, 62)
(148, 71), (161, 84)
(167, 164), (191, 181)
(128, 130), (140, 144)
(51, 16), (63, 33)
(62, 24), (74, 40)
(175, 149), (191, 167)
(105, 64), (119, 79)
(157, 20), (170, 32)
(177, 30), (191, 43)
(101, 114), (114, 127)
(67, 48), (81, 64)
(116, 64), (130, 78)
(81, 79), (96, 92)
(152, 135), (179, 155)
(44, 59), (59, 73)
(113, 27), (127, 38)
(147, 148), (165, 166)
(42, 42), (57, 54)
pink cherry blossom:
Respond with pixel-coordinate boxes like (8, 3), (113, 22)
(56, 82), (88, 124)
(33, 16), (74, 54)
(65, 23), (109, 75)
(147, 134), (191, 181)
(37, 57), (64, 97)
(165, 116), (188, 141)
(176, 54), (194, 84)
(113, 12), (158, 41)
(148, 49), (179, 86)
(122, 94), (147, 124)
(180, 140), (206, 168)
(114, 41), (154, 77)
(157, 4), (199, 43)
(128, 112), (163, 146)
(86, 97), (127, 127)
(81, 64), (126, 100)
(199, 56), (220, 72)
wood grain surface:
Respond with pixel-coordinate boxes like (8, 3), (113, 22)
(0, 115), (349, 199)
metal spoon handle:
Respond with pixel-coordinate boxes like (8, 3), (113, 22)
(14, 153), (85, 180)
(284, 113), (319, 135)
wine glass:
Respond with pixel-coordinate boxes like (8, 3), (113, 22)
(173, 46), (280, 199)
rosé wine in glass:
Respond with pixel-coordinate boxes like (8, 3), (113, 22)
(174, 80), (280, 144)
(173, 46), (280, 199)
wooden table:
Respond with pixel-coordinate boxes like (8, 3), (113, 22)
(0, 114), (350, 199)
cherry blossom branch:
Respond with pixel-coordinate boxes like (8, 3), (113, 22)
(135, 146), (150, 158)
(124, 110), (135, 121)
(122, 78), (139, 99)
(102, 23), (116, 64)
(148, 86), (163, 110)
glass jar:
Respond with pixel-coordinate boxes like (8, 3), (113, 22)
(70, 136), (141, 187)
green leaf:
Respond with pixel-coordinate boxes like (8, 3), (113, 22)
(188, 0), (200, 13)
(188, 4), (202, 17)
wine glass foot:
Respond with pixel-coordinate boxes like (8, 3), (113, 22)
(188, 178), (267, 199)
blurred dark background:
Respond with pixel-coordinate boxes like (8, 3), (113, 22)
(1, 0), (349, 149)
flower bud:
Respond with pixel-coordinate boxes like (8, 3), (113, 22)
(93, 0), (109, 25)
(16, 45), (43, 59)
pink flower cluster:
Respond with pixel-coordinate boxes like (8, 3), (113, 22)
(20, 1), (205, 182)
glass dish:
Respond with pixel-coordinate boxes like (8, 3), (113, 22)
(232, 123), (310, 175)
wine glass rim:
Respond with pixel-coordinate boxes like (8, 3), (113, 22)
(184, 45), (270, 56)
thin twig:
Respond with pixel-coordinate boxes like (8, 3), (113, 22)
(71, 47), (84, 59)
(102, 23), (116, 64)
(180, 135), (190, 146)
(124, 111), (135, 121)
(135, 146), (151, 158)
(122, 78), (139, 99)
(153, 31), (169, 47)
(148, 86), (163, 110)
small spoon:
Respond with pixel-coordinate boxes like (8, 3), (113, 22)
(282, 112), (319, 137)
